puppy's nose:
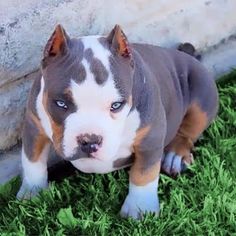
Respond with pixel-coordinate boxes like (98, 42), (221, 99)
(77, 134), (103, 154)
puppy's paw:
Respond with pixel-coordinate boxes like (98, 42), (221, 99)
(16, 181), (48, 200)
(161, 151), (193, 177)
(120, 191), (159, 219)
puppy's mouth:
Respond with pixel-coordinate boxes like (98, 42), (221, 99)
(65, 149), (99, 161)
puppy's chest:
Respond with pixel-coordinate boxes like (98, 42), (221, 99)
(71, 109), (141, 173)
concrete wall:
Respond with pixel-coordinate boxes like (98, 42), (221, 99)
(0, 0), (236, 151)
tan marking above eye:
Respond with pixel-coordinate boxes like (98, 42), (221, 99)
(64, 88), (73, 99)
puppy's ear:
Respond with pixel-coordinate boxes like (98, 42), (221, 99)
(107, 25), (131, 58)
(43, 24), (69, 63)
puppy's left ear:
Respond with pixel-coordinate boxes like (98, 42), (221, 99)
(42, 24), (69, 67)
(107, 25), (131, 58)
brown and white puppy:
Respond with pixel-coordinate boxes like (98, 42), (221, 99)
(17, 24), (218, 219)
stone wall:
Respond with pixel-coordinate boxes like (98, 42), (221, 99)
(0, 70), (40, 149)
(0, 0), (236, 150)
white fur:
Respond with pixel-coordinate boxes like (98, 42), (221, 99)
(81, 36), (111, 71)
(36, 77), (53, 140)
(120, 176), (160, 219)
(16, 144), (50, 199)
(63, 37), (138, 165)
(114, 108), (140, 158)
(71, 158), (114, 174)
(71, 108), (140, 173)
(61, 37), (142, 172)
(63, 75), (131, 159)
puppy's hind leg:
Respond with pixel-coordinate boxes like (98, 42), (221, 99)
(17, 112), (50, 200)
(162, 102), (209, 177)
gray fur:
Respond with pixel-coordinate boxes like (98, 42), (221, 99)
(99, 37), (134, 100)
(113, 155), (134, 168)
(125, 43), (218, 169)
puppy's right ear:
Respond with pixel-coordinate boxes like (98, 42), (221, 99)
(107, 25), (131, 58)
(42, 24), (69, 67)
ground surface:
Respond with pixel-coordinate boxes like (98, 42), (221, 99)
(0, 71), (236, 236)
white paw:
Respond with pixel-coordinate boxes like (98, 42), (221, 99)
(16, 180), (48, 200)
(120, 177), (160, 219)
(120, 192), (159, 219)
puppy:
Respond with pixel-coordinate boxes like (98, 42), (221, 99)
(17, 24), (218, 219)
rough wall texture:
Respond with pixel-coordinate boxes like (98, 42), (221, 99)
(0, 0), (236, 150)
(0, 71), (40, 149)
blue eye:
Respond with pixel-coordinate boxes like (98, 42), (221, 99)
(110, 101), (125, 112)
(55, 100), (68, 109)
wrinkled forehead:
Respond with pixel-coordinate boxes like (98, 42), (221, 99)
(42, 36), (132, 99)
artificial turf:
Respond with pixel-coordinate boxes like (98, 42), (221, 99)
(0, 70), (236, 236)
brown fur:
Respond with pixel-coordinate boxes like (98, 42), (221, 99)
(130, 159), (160, 186)
(165, 102), (208, 163)
(51, 121), (64, 154)
(28, 111), (50, 162)
(109, 25), (131, 58)
(131, 126), (160, 185)
(46, 25), (67, 57)
(42, 92), (64, 155)
(128, 95), (132, 107)
(33, 135), (49, 162)
(133, 126), (151, 147)
(64, 88), (73, 99)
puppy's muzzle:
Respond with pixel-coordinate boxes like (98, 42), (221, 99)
(77, 134), (103, 154)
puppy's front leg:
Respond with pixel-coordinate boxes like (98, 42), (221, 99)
(120, 146), (162, 219)
(17, 112), (50, 200)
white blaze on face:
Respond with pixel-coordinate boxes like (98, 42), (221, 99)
(62, 37), (131, 160)
(81, 35), (111, 71)
(36, 77), (53, 140)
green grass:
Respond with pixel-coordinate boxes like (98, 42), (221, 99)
(1, 71), (236, 236)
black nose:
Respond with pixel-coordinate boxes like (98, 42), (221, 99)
(77, 134), (103, 154)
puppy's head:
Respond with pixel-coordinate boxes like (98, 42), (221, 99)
(41, 24), (135, 161)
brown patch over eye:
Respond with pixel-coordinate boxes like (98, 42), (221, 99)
(63, 88), (75, 105)
(64, 88), (73, 99)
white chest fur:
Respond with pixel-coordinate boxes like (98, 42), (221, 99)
(71, 108), (140, 173)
